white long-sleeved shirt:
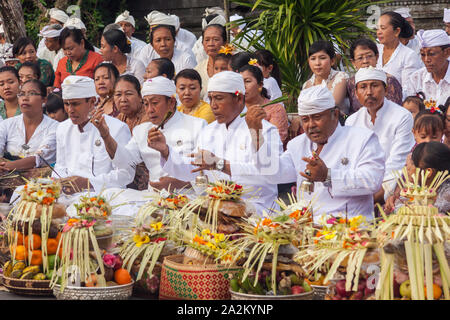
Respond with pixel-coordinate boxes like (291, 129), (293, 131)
(376, 43), (422, 93)
(0, 114), (58, 167)
(53, 116), (132, 191)
(177, 28), (197, 49)
(404, 64), (450, 107)
(233, 124), (385, 220)
(112, 111), (207, 185)
(345, 98), (414, 185)
(161, 114), (283, 215)
(264, 77), (282, 101)
(136, 44), (197, 73)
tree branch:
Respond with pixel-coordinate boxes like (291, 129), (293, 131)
(31, 0), (47, 15)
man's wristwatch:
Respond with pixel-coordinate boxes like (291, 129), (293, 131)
(323, 168), (332, 187)
(215, 159), (225, 171)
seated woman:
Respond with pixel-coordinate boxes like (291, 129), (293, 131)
(45, 91), (67, 122)
(94, 63), (120, 117)
(0, 80), (58, 201)
(0, 66), (21, 119)
(100, 29), (145, 84)
(347, 38), (403, 114)
(239, 64), (288, 145)
(175, 69), (215, 124)
(385, 141), (450, 214)
(17, 61), (41, 85)
(143, 57), (175, 81)
(13, 37), (55, 87)
(302, 40), (349, 114)
(54, 28), (103, 88)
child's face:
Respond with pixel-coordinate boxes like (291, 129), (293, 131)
(403, 101), (419, 119)
(413, 127), (443, 144)
(213, 59), (230, 74)
(48, 108), (68, 122)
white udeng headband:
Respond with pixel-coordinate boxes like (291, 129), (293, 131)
(207, 71), (245, 95)
(62, 75), (97, 100)
(355, 66), (387, 85)
(297, 82), (336, 116)
(141, 76), (176, 97)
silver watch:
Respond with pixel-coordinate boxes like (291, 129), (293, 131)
(323, 168), (332, 187)
(215, 159), (225, 171)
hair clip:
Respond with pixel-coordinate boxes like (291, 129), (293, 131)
(53, 88), (60, 93)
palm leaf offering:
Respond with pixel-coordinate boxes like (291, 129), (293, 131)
(7, 178), (64, 274)
(239, 96), (289, 117)
(375, 168), (450, 300)
(294, 213), (379, 298)
(221, 194), (314, 295)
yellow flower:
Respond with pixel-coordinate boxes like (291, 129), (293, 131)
(151, 222), (163, 231)
(133, 234), (150, 247)
(206, 242), (217, 250)
(248, 58), (258, 66)
(201, 229), (211, 236)
(322, 230), (336, 240)
(214, 233), (225, 243)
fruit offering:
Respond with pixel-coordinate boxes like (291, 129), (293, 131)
(230, 269), (313, 296)
(74, 195), (112, 220)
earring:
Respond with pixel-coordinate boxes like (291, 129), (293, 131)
(258, 88), (262, 92)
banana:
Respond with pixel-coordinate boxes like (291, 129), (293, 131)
(33, 273), (46, 280)
(12, 261), (26, 271)
(3, 261), (13, 277)
(9, 270), (23, 279)
(23, 265), (40, 275)
(20, 272), (35, 280)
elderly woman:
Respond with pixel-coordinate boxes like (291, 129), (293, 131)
(94, 63), (120, 117)
(347, 38), (403, 114)
(376, 11), (422, 89)
(303, 40), (349, 114)
(100, 29), (145, 84)
(195, 24), (227, 100)
(0, 66), (21, 119)
(137, 24), (196, 75)
(54, 28), (103, 88)
(239, 64), (288, 145)
(13, 37), (55, 87)
(175, 69), (215, 124)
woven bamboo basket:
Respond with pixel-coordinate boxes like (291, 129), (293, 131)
(159, 255), (241, 300)
(182, 246), (216, 265)
(1, 275), (53, 296)
(230, 288), (314, 300)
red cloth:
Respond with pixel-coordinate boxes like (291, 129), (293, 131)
(53, 50), (103, 88)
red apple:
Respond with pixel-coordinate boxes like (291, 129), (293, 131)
(292, 285), (305, 295)
(336, 280), (352, 297)
(357, 279), (366, 292)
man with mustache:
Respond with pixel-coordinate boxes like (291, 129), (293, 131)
(346, 67), (415, 203)
(404, 29), (450, 107)
(238, 83), (385, 220)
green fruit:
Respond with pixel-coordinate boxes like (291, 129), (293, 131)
(290, 274), (302, 285)
(47, 255), (57, 270)
(241, 277), (252, 292)
(238, 288), (247, 294)
(265, 275), (272, 291)
(302, 281), (312, 292)
(46, 270), (54, 280)
(230, 278), (240, 292)
(33, 273), (46, 280)
(10, 269), (23, 278)
(253, 282), (265, 295)
(399, 280), (412, 298)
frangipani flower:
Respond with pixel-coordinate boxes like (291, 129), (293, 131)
(134, 234), (150, 247)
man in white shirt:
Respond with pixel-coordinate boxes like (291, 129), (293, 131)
(444, 8), (450, 36)
(39, 24), (64, 71)
(405, 29), (450, 106)
(346, 67), (415, 202)
(147, 71), (283, 215)
(91, 76), (206, 191)
(115, 11), (147, 54)
(54, 76), (132, 194)
(235, 84), (385, 220)
(37, 8), (69, 65)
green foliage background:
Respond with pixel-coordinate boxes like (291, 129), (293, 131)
(21, 0), (128, 47)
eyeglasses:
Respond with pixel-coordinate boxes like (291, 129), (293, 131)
(354, 54), (376, 62)
(17, 92), (42, 97)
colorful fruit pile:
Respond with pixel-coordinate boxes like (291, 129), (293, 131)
(230, 269), (312, 296)
(326, 277), (375, 300)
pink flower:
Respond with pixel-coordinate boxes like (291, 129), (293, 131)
(326, 218), (337, 225)
(103, 254), (116, 268)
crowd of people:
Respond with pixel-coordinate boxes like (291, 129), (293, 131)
(0, 6), (448, 220)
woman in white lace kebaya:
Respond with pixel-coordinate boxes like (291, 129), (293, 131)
(302, 40), (349, 115)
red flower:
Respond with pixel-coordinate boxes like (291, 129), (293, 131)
(235, 90), (240, 96)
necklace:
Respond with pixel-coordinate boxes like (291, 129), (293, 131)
(66, 50), (90, 75)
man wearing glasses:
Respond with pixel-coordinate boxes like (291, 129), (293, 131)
(54, 75), (132, 194)
(405, 29), (450, 107)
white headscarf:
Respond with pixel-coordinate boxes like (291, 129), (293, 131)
(202, 7), (227, 30)
(298, 82), (336, 116)
(444, 8), (450, 23)
(141, 76), (176, 97)
(416, 29), (450, 48)
(207, 71), (245, 95)
(62, 76), (97, 100)
(230, 14), (246, 29)
(48, 8), (69, 24)
(355, 66), (387, 85)
(394, 7), (411, 19)
(64, 17), (86, 30)
(145, 11), (177, 28)
(39, 25), (62, 38)
(115, 10), (135, 28)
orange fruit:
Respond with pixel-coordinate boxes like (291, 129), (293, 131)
(85, 274), (98, 287)
(14, 245), (27, 261)
(55, 232), (62, 244)
(46, 238), (58, 255)
(114, 268), (132, 285)
(30, 249), (43, 266)
(24, 234), (41, 250)
(15, 232), (24, 246)
(424, 284), (442, 300)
